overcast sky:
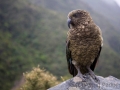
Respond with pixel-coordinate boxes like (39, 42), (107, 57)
(115, 0), (120, 6)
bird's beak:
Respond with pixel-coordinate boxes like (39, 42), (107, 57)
(67, 18), (72, 28)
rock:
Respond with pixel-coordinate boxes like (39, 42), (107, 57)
(48, 74), (120, 90)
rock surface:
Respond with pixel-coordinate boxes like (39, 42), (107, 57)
(48, 74), (120, 90)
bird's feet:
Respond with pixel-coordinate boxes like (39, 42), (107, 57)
(75, 73), (86, 82)
(72, 61), (86, 82)
(87, 67), (100, 83)
(90, 73), (99, 83)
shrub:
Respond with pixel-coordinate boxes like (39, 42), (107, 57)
(19, 66), (59, 90)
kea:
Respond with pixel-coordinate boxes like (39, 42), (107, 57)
(66, 10), (103, 82)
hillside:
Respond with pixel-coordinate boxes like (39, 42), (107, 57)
(1, 0), (120, 90)
(84, 0), (120, 31)
(0, 0), (67, 89)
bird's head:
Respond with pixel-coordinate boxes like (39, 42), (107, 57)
(67, 10), (92, 28)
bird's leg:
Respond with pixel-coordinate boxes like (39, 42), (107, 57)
(75, 65), (85, 81)
(87, 66), (99, 82)
(72, 61), (85, 81)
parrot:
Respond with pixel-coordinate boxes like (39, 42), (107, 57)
(66, 10), (103, 82)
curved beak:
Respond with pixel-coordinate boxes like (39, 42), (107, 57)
(67, 18), (72, 28)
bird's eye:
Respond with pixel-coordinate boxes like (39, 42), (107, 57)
(73, 14), (79, 18)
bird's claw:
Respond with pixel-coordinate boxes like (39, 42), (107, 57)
(94, 77), (100, 83)
(87, 67), (100, 83)
(89, 72), (100, 83)
(76, 74), (86, 82)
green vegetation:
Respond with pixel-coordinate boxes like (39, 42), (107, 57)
(19, 66), (59, 90)
(0, 0), (120, 90)
(0, 0), (68, 89)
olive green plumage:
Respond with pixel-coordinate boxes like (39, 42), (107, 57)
(66, 10), (103, 76)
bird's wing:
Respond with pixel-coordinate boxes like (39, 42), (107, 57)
(90, 46), (102, 71)
(66, 40), (77, 76)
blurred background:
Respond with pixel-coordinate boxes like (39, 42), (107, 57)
(0, 0), (120, 90)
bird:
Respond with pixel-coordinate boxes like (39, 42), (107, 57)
(66, 9), (103, 82)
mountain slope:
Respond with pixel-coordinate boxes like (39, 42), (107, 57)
(83, 0), (120, 31)
(0, 0), (67, 89)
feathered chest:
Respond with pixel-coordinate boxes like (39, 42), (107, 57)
(67, 24), (102, 47)
(68, 26), (98, 39)
(67, 25), (102, 66)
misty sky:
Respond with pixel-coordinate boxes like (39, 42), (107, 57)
(115, 0), (120, 6)
(105, 0), (120, 6)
